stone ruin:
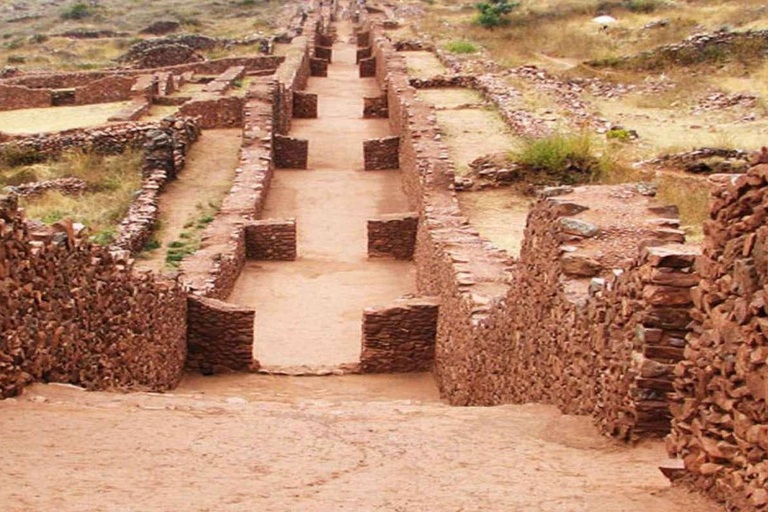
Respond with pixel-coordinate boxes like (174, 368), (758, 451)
(1, 4), (767, 511)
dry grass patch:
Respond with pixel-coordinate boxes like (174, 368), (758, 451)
(0, 102), (132, 135)
(402, 51), (448, 79)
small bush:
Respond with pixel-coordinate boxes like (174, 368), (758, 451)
(474, 0), (519, 28)
(516, 133), (599, 184)
(61, 3), (94, 20)
(143, 238), (161, 251)
(606, 128), (632, 142)
(445, 40), (479, 54)
(6, 55), (26, 64)
(30, 34), (49, 44)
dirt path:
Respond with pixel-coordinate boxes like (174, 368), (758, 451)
(0, 380), (719, 512)
(139, 129), (242, 270)
(228, 21), (414, 369)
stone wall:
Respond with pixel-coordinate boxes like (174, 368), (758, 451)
(315, 46), (333, 63)
(368, 22), (700, 441)
(357, 46), (373, 64)
(74, 75), (135, 105)
(108, 99), (151, 122)
(359, 57), (376, 78)
(367, 213), (418, 260)
(113, 117), (201, 254)
(0, 83), (51, 111)
(186, 296), (255, 374)
(0, 195), (187, 399)
(177, 96), (245, 129)
(666, 165), (768, 511)
(363, 95), (388, 118)
(364, 136), (399, 170)
(244, 219), (297, 261)
(310, 58), (328, 77)
(293, 91), (318, 118)
(203, 66), (246, 94)
(274, 134), (309, 169)
(0, 122), (159, 156)
(2, 177), (86, 198)
(360, 297), (440, 373)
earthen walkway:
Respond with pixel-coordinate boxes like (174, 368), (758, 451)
(229, 21), (414, 369)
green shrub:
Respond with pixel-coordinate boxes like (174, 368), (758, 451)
(143, 238), (161, 251)
(474, 0), (519, 28)
(445, 40), (479, 54)
(61, 3), (93, 20)
(515, 133), (599, 183)
(6, 55), (26, 64)
(606, 128), (632, 142)
(30, 34), (49, 44)
(90, 228), (116, 246)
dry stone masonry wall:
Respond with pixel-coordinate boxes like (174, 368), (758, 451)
(367, 213), (418, 260)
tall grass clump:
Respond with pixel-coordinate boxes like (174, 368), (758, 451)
(61, 2), (93, 20)
(445, 40), (479, 54)
(516, 132), (601, 183)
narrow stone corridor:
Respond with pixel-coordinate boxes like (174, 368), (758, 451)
(228, 21), (415, 370)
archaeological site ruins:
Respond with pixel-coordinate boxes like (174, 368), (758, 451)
(1, 0), (766, 510)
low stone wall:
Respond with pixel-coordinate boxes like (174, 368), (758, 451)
(315, 46), (333, 63)
(0, 195), (187, 399)
(359, 57), (376, 78)
(363, 95), (388, 118)
(178, 96), (244, 129)
(293, 91), (318, 118)
(367, 213), (418, 259)
(244, 219), (297, 260)
(274, 134), (309, 169)
(364, 136), (399, 170)
(203, 66), (246, 94)
(74, 75), (135, 105)
(0, 83), (51, 111)
(112, 118), (200, 254)
(108, 99), (150, 122)
(0, 122), (159, 156)
(187, 296), (255, 374)
(2, 177), (86, 198)
(666, 164), (768, 511)
(360, 297), (440, 373)
(356, 46), (373, 64)
(310, 58), (328, 77)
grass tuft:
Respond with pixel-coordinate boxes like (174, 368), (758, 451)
(445, 40), (479, 54)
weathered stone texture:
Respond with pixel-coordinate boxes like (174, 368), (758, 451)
(367, 213), (418, 259)
(178, 96), (245, 129)
(0, 196), (187, 399)
(359, 56), (376, 78)
(187, 296), (255, 374)
(274, 134), (308, 169)
(245, 219), (297, 261)
(360, 298), (439, 373)
(363, 95), (388, 118)
(315, 46), (332, 63)
(666, 164), (768, 511)
(364, 136), (399, 170)
(74, 75), (135, 105)
(310, 57), (328, 77)
(293, 91), (318, 118)
(356, 46), (373, 64)
(0, 83), (51, 111)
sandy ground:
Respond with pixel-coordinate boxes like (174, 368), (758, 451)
(458, 189), (531, 257)
(0, 379), (720, 512)
(228, 22), (414, 369)
(0, 101), (132, 134)
(139, 129), (242, 270)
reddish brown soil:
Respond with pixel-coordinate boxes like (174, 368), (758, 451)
(0, 380), (720, 512)
(228, 22), (414, 370)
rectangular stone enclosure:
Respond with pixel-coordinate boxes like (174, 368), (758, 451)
(364, 136), (399, 170)
(293, 91), (318, 118)
(360, 298), (440, 373)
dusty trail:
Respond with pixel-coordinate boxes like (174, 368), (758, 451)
(140, 129), (242, 270)
(229, 21), (414, 369)
(0, 380), (718, 512)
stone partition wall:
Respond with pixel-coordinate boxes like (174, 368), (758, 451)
(0, 195), (187, 399)
(244, 219), (297, 260)
(367, 21), (703, 441)
(360, 297), (440, 373)
(108, 99), (151, 122)
(359, 57), (376, 78)
(0, 83), (51, 111)
(364, 136), (399, 170)
(363, 95), (388, 118)
(293, 91), (318, 118)
(666, 166), (768, 511)
(356, 46), (373, 64)
(315, 46), (332, 63)
(274, 134), (309, 169)
(186, 296), (256, 374)
(74, 75), (135, 105)
(203, 66), (246, 94)
(177, 96), (245, 129)
(367, 212), (418, 259)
